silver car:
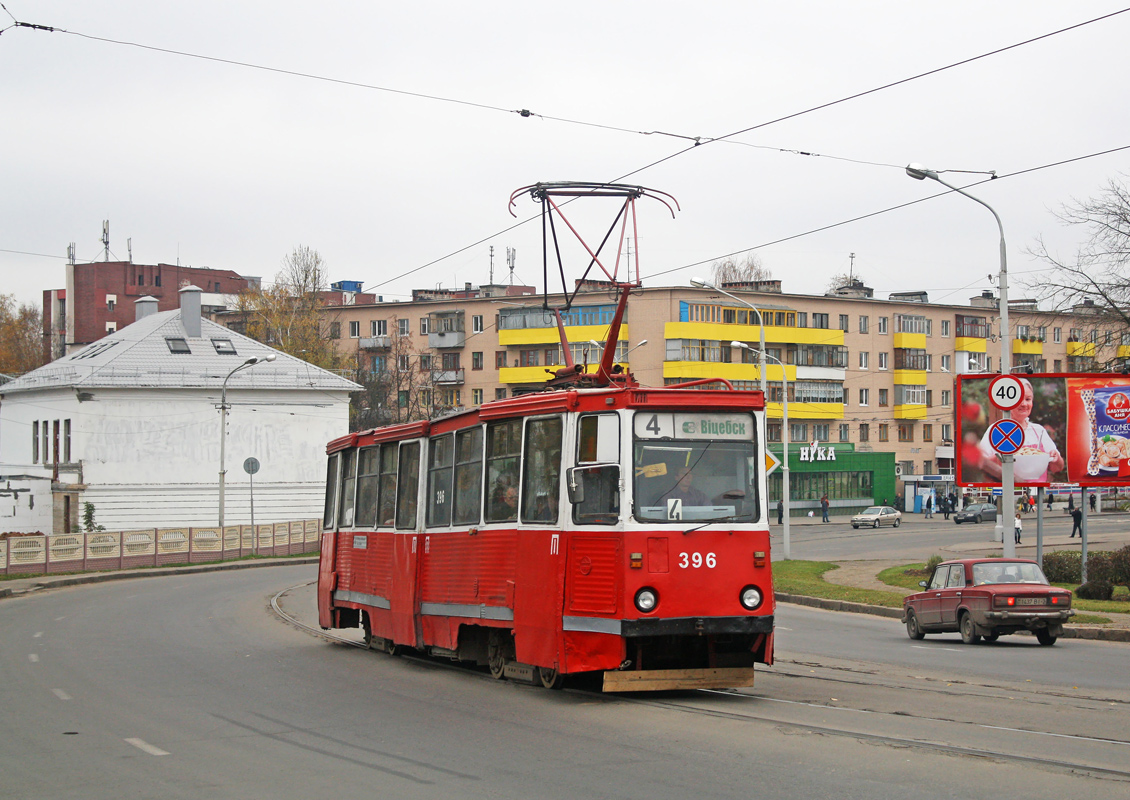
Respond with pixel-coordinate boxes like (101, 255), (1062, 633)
(851, 505), (902, 529)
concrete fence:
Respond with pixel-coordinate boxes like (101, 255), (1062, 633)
(0, 520), (322, 576)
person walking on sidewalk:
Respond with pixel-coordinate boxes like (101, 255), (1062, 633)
(1014, 512), (1023, 544)
(820, 494), (829, 523)
(1090, 492), (1097, 512)
(1070, 505), (1083, 538)
(924, 495), (932, 519)
(777, 498), (783, 525)
(941, 495), (950, 521)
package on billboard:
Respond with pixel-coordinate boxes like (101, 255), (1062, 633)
(1067, 377), (1130, 482)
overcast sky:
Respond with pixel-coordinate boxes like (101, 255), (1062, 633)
(3, 2), (1128, 310)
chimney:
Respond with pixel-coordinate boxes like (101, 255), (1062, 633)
(179, 285), (202, 338)
(135, 295), (159, 321)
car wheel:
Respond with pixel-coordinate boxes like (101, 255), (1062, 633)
(905, 610), (926, 640)
(873, 519), (880, 528)
(954, 519), (962, 524)
(894, 518), (901, 528)
(1036, 629), (1058, 646)
(984, 632), (1000, 643)
(852, 524), (858, 529)
(975, 514), (983, 524)
(959, 612), (981, 644)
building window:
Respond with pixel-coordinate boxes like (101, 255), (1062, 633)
(472, 351), (484, 370)
(923, 460), (933, 475)
(859, 351), (869, 369)
(349, 321), (360, 338)
(899, 459), (915, 476)
(472, 388), (483, 405)
(898, 423), (914, 442)
(105, 322), (117, 333)
(495, 388), (507, 400)
(373, 319), (387, 336)
(32, 420), (38, 463)
(106, 297), (115, 311)
(926, 389), (933, 407)
(329, 322), (341, 339)
(398, 355), (411, 371)
(419, 354), (432, 371)
(64, 419), (71, 462)
(839, 314), (850, 332)
(495, 351), (507, 369)
(398, 390), (409, 408)
(859, 388), (869, 406)
(1054, 359), (1062, 372)
(1054, 327), (1062, 343)
(878, 388), (889, 407)
(790, 423), (808, 442)
(165, 337), (191, 354)
(859, 316), (869, 334)
(797, 312), (807, 328)
(923, 424), (933, 442)
(519, 349), (539, 367)
(878, 351), (888, 370)
(878, 316), (888, 334)
(941, 320), (950, 337)
(941, 390), (951, 406)
(212, 338), (237, 355)
(137, 273), (144, 286)
(942, 423), (952, 441)
(812, 313), (829, 329)
(879, 423), (889, 442)
(941, 354), (951, 372)
(813, 424), (830, 441)
(859, 423), (870, 442)
(767, 424), (782, 442)
(839, 423), (850, 443)
(472, 314), (484, 333)
(154, 274), (161, 287)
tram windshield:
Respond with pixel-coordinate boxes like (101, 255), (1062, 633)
(632, 411), (760, 523)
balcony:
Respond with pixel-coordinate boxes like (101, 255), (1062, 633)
(360, 336), (390, 350)
(432, 368), (465, 385)
(1012, 338), (1044, 355)
(1066, 341), (1096, 358)
(429, 330), (466, 349)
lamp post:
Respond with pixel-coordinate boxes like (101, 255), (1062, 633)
(219, 355), (276, 533)
(733, 342), (791, 559)
(691, 278), (766, 395)
(906, 163), (1015, 557)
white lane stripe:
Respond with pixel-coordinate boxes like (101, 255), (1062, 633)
(28, 654), (39, 663)
(125, 738), (170, 756)
(911, 645), (962, 652)
(52, 688), (72, 701)
(34, 632), (43, 638)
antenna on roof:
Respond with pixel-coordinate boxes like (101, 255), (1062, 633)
(489, 246), (494, 285)
(127, 237), (133, 264)
(102, 221), (110, 262)
(507, 246), (516, 285)
(67, 242), (75, 265)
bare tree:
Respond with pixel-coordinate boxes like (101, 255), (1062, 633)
(350, 316), (438, 429)
(710, 254), (772, 286)
(0, 294), (46, 375)
(826, 272), (868, 294)
(1027, 176), (1130, 353)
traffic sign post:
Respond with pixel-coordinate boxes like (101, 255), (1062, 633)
(244, 457), (260, 553)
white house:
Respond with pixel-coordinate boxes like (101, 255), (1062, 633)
(0, 286), (359, 534)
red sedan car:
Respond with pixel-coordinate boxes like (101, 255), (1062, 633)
(902, 558), (1073, 645)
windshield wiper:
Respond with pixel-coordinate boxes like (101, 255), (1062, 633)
(683, 515), (744, 535)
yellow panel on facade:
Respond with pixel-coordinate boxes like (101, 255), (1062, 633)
(765, 402), (845, 420)
(1066, 341), (1096, 357)
(498, 324), (630, 346)
(662, 361), (795, 382)
(499, 366), (552, 384)
(893, 369), (927, 384)
(1012, 339), (1044, 355)
(665, 322), (844, 347)
(1118, 345), (1130, 360)
(893, 404), (927, 420)
(954, 336), (987, 353)
(892, 332), (927, 350)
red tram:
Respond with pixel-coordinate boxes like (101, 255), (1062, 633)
(316, 183), (774, 691)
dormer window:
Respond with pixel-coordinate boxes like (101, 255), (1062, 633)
(165, 337), (191, 354)
(211, 338), (237, 355)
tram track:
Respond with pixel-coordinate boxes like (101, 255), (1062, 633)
(272, 582), (1130, 783)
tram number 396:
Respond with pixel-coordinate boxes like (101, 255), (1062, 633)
(678, 552), (717, 569)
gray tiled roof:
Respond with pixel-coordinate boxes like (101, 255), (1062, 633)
(1, 310), (361, 394)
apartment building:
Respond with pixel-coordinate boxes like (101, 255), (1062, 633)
(307, 279), (1122, 515)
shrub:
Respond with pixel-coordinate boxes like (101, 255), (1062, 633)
(1041, 551), (1081, 583)
(1076, 580), (1114, 601)
(1109, 545), (1130, 587)
(1085, 551), (1118, 585)
(925, 554), (944, 574)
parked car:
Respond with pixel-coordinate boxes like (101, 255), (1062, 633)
(902, 558), (1073, 645)
(850, 506), (902, 529)
(954, 502), (997, 524)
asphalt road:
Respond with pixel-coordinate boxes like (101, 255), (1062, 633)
(3, 564), (1129, 799)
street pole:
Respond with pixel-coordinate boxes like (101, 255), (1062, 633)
(693, 278), (766, 395)
(219, 355), (275, 531)
(906, 164), (1014, 557)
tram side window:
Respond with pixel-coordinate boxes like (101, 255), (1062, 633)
(395, 442), (421, 530)
(570, 413), (620, 525)
(323, 454), (340, 529)
(338, 450), (357, 527)
(485, 419), (522, 522)
(426, 434), (454, 527)
(377, 443), (398, 526)
(355, 448), (380, 528)
(452, 427), (484, 525)
(521, 417), (562, 524)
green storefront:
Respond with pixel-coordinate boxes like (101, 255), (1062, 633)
(767, 442), (898, 518)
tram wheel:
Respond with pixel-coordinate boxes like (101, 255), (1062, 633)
(537, 666), (564, 690)
(361, 612), (373, 650)
(488, 649), (506, 679)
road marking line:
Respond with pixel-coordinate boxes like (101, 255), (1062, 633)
(28, 654), (39, 663)
(911, 645), (961, 652)
(34, 632), (43, 638)
(125, 738), (169, 756)
(52, 688), (72, 701)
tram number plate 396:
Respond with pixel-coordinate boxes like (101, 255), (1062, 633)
(678, 552), (717, 569)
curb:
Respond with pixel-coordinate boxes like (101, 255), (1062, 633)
(776, 593), (1130, 642)
(0, 557), (319, 600)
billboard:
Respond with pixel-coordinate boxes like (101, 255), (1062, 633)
(957, 374), (1130, 488)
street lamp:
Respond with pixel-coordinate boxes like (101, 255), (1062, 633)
(691, 277), (766, 395)
(733, 341), (791, 559)
(906, 163), (1015, 557)
(219, 354), (276, 535)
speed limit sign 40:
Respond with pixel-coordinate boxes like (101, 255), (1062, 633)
(988, 375), (1024, 411)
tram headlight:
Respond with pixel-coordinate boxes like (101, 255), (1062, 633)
(634, 587), (659, 613)
(739, 585), (764, 611)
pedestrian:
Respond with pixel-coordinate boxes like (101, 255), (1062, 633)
(1090, 492), (1097, 512)
(925, 495), (932, 519)
(1046, 493), (1053, 511)
(1070, 505), (1083, 538)
(1014, 512), (1022, 544)
(941, 495), (950, 521)
(1068, 493), (1075, 512)
(820, 494), (829, 523)
(777, 498), (783, 526)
